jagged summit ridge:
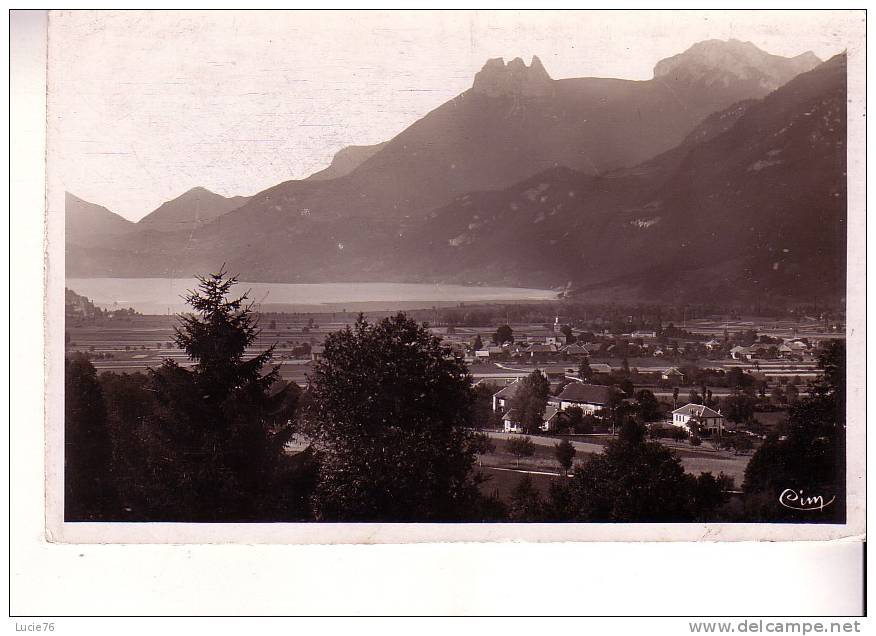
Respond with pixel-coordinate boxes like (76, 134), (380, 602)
(472, 55), (553, 97)
(653, 39), (821, 90)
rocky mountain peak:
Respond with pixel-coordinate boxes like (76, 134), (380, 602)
(472, 55), (553, 97)
(653, 39), (822, 91)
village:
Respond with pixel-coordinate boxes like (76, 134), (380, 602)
(65, 296), (843, 496)
(421, 315), (841, 493)
(437, 315), (833, 433)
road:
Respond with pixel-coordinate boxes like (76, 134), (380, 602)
(483, 430), (608, 455)
(482, 430), (751, 485)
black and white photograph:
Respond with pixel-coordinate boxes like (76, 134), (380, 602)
(41, 10), (865, 542)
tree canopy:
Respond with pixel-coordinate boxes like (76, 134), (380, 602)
(305, 313), (482, 521)
(494, 324), (514, 345)
(578, 359), (594, 382)
(743, 340), (845, 521)
(554, 439), (576, 474)
(559, 421), (729, 521)
(65, 354), (115, 520)
(511, 370), (550, 434)
(635, 389), (662, 422)
(506, 435), (535, 468)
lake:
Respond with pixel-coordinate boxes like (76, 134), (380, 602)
(66, 278), (558, 314)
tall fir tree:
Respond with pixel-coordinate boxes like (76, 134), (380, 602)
(148, 268), (297, 520)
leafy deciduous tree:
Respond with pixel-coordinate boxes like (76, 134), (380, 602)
(635, 389), (662, 422)
(554, 439), (576, 475)
(494, 324), (514, 345)
(307, 313), (481, 521)
(512, 370), (550, 434)
(471, 432), (496, 466)
(506, 436), (535, 468)
(472, 333), (484, 351)
(578, 359), (594, 383)
(559, 421), (728, 521)
(509, 476), (544, 521)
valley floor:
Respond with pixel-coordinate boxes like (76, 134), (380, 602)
(475, 430), (751, 492)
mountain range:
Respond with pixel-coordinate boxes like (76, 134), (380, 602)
(65, 39), (845, 306)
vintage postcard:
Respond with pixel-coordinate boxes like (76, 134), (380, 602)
(44, 9), (865, 544)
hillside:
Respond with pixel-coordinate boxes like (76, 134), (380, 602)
(307, 142), (388, 181)
(65, 192), (136, 247)
(392, 54), (847, 303)
(137, 186), (251, 231)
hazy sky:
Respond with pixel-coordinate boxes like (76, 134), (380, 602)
(46, 10), (862, 221)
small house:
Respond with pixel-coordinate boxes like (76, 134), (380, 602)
(730, 346), (753, 360)
(502, 408), (523, 433)
(671, 403), (727, 436)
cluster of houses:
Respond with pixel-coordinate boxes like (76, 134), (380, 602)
(492, 378), (729, 437)
(452, 316), (823, 363)
(727, 338), (815, 360)
(470, 335), (819, 363)
(473, 340), (596, 361)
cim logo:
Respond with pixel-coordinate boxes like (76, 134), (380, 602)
(779, 488), (836, 511)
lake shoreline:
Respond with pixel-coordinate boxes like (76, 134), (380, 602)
(67, 278), (560, 315)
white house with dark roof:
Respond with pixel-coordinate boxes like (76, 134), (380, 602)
(492, 380), (521, 412)
(671, 403), (727, 435)
(502, 408), (523, 433)
(556, 382), (622, 415)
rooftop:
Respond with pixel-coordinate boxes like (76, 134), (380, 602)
(673, 403), (723, 418)
(543, 404), (560, 421)
(557, 383), (621, 405)
(493, 381), (521, 399)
